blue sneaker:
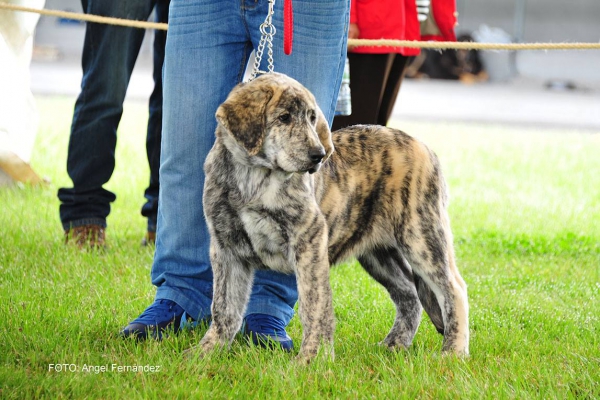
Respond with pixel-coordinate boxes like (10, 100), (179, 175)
(121, 299), (193, 340)
(242, 313), (294, 352)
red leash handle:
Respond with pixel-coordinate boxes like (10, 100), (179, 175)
(283, 0), (293, 55)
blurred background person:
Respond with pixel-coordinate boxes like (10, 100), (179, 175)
(332, 0), (457, 130)
(0, 0), (45, 185)
(57, 1), (169, 248)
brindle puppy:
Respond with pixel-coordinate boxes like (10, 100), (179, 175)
(193, 73), (469, 363)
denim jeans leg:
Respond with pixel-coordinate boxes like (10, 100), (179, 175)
(141, 1), (169, 233)
(152, 0), (252, 320)
(58, 0), (157, 230)
(244, 0), (350, 323)
(152, 0), (349, 324)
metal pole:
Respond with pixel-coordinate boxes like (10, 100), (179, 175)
(514, 0), (527, 42)
(511, 0), (527, 76)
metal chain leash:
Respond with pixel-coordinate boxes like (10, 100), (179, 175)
(250, 0), (276, 80)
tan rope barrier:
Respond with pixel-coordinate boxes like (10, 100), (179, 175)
(3, 2), (600, 51)
(348, 38), (600, 51)
(0, 2), (168, 31)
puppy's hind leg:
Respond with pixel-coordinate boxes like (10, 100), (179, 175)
(401, 217), (469, 356)
(358, 247), (422, 350)
(413, 273), (444, 335)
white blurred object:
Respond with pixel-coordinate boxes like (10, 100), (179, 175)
(472, 24), (515, 82)
(335, 57), (352, 116)
(416, 0), (430, 22)
(0, 0), (45, 166)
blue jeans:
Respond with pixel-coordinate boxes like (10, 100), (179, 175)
(57, 0), (170, 233)
(152, 0), (350, 324)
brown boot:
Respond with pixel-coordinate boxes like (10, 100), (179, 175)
(65, 224), (106, 249)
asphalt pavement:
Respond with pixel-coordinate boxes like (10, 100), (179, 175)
(30, 56), (600, 132)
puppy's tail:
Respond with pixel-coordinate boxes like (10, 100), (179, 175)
(414, 274), (445, 335)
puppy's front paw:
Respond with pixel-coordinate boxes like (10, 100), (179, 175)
(294, 353), (313, 365)
(380, 335), (412, 350)
(184, 329), (229, 359)
(183, 344), (208, 360)
(441, 345), (470, 358)
(295, 344), (335, 365)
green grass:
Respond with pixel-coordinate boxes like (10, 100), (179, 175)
(1, 95), (599, 399)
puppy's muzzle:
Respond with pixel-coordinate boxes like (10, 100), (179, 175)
(307, 146), (326, 174)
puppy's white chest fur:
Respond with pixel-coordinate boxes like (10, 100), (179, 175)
(239, 207), (295, 274)
(237, 169), (304, 274)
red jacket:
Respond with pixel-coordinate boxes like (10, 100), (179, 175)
(350, 0), (457, 56)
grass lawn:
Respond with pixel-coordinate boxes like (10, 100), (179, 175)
(1, 95), (599, 398)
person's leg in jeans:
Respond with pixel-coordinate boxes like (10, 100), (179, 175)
(247, 0), (349, 321)
(58, 0), (157, 243)
(141, 0), (170, 244)
(123, 0), (259, 341)
(122, 0), (349, 346)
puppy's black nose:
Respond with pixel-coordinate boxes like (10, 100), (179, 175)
(308, 147), (326, 164)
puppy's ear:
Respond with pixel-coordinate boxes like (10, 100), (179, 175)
(316, 107), (334, 162)
(216, 84), (274, 156)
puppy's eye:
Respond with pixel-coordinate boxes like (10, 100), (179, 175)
(278, 113), (292, 124)
(309, 111), (317, 125)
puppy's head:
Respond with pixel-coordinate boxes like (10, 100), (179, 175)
(216, 73), (334, 174)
